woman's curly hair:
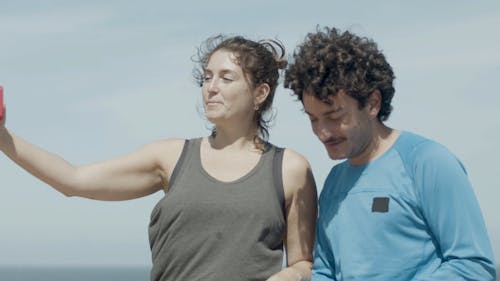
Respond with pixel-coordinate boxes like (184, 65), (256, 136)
(193, 35), (287, 140)
(284, 27), (395, 121)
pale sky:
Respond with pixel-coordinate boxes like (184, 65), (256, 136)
(1, 1), (499, 267)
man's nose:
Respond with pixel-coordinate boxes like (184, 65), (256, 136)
(316, 121), (334, 142)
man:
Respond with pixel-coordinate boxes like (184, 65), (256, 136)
(284, 27), (496, 280)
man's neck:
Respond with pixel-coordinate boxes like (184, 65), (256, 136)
(348, 124), (400, 166)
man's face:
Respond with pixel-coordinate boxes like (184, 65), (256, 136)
(302, 90), (376, 164)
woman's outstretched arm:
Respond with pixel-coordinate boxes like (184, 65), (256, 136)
(0, 106), (184, 201)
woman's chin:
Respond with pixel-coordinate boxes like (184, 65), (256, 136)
(205, 113), (224, 124)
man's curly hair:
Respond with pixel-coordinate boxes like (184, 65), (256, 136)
(284, 27), (395, 121)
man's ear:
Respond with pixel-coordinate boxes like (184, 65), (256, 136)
(367, 89), (382, 119)
(254, 83), (270, 109)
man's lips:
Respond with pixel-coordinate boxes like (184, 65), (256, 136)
(323, 138), (345, 146)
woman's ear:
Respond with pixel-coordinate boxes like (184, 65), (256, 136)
(254, 83), (270, 109)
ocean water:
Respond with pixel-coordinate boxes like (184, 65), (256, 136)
(0, 266), (150, 281)
(1, 265), (497, 280)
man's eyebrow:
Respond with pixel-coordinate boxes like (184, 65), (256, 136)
(304, 108), (342, 116)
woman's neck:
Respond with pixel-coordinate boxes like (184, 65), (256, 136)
(210, 127), (261, 152)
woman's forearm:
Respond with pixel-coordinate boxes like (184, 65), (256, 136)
(1, 127), (79, 196)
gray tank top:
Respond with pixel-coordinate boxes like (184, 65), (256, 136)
(149, 138), (285, 281)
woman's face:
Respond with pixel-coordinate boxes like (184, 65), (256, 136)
(202, 49), (257, 127)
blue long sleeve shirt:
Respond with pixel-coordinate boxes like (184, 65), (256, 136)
(312, 131), (496, 281)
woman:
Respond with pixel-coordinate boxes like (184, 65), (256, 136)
(0, 35), (317, 281)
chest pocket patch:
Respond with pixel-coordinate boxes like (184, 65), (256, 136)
(372, 197), (390, 213)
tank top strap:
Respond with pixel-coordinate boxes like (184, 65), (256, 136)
(167, 138), (200, 192)
(271, 145), (286, 218)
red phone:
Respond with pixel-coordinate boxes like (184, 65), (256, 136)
(0, 86), (4, 121)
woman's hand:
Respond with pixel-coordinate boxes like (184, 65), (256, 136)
(0, 88), (8, 152)
(265, 261), (312, 280)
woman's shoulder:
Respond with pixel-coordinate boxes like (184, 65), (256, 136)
(278, 147), (317, 204)
(143, 138), (189, 166)
(279, 147), (311, 170)
(148, 138), (187, 152)
(280, 148), (313, 185)
(146, 138), (195, 184)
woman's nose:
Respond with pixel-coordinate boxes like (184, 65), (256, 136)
(207, 78), (219, 93)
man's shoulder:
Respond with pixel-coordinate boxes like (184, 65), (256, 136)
(395, 131), (462, 174)
(395, 131), (450, 160)
(395, 131), (430, 150)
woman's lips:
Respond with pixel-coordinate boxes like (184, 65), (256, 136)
(206, 100), (222, 105)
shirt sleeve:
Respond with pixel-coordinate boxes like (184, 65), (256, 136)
(311, 182), (337, 281)
(413, 142), (496, 280)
